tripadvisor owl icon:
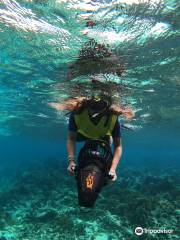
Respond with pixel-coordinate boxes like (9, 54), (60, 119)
(135, 227), (143, 236)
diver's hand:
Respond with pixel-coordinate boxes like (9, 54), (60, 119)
(109, 169), (117, 181)
(67, 161), (76, 175)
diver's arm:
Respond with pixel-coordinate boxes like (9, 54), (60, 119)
(109, 137), (122, 181)
(67, 131), (77, 174)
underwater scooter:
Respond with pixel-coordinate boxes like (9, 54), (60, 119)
(74, 139), (113, 208)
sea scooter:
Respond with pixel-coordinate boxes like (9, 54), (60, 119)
(75, 139), (113, 208)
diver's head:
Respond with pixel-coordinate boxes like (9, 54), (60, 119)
(87, 95), (112, 113)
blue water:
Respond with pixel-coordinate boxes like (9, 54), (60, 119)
(0, 0), (180, 239)
(0, 126), (180, 169)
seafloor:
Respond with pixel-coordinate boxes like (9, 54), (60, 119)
(0, 159), (179, 240)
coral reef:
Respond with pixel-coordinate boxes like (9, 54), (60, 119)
(0, 160), (179, 240)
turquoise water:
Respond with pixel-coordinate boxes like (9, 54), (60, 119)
(0, 0), (180, 239)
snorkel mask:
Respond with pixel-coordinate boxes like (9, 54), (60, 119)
(87, 95), (111, 113)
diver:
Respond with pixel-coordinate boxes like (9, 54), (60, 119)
(49, 20), (132, 207)
(49, 95), (134, 207)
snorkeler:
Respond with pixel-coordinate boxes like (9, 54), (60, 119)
(49, 20), (131, 207)
(49, 95), (134, 207)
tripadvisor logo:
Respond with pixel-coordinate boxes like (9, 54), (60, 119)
(135, 227), (174, 236)
(135, 227), (143, 236)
